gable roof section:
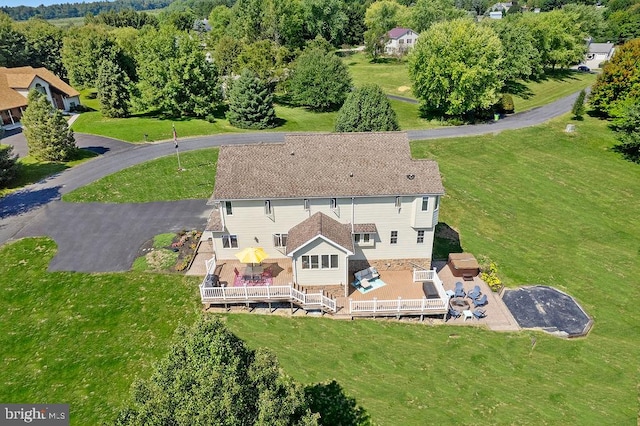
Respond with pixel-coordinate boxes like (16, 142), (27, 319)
(588, 42), (614, 55)
(212, 132), (444, 201)
(387, 27), (414, 39)
(0, 66), (80, 111)
(286, 212), (354, 256)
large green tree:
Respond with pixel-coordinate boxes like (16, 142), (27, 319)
(227, 69), (277, 129)
(15, 18), (65, 78)
(22, 90), (76, 162)
(590, 38), (640, 116)
(335, 84), (399, 132)
(486, 16), (542, 82)
(289, 47), (352, 111)
(612, 102), (640, 163)
(61, 24), (118, 88)
(96, 58), (131, 118)
(408, 18), (504, 116)
(410, 0), (466, 33)
(115, 317), (319, 425)
(301, 0), (349, 46)
(136, 26), (220, 117)
(0, 12), (29, 67)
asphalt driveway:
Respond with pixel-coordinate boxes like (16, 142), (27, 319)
(15, 199), (211, 272)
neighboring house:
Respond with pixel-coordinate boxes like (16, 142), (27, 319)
(0, 66), (81, 129)
(203, 132), (445, 291)
(585, 42), (615, 69)
(385, 27), (419, 55)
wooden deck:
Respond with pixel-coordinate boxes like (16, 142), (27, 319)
(207, 258), (294, 287)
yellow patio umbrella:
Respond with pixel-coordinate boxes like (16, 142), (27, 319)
(235, 247), (269, 264)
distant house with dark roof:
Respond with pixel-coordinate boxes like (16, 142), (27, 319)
(585, 42), (615, 69)
(385, 27), (419, 55)
(0, 66), (80, 129)
(203, 132), (445, 291)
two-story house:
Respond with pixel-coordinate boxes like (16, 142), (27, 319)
(385, 27), (419, 55)
(203, 132), (445, 295)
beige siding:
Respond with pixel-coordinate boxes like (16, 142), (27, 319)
(292, 239), (347, 286)
(211, 195), (438, 262)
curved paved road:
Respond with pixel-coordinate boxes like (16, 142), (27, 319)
(0, 90), (583, 271)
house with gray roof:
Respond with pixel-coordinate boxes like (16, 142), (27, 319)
(585, 42), (615, 69)
(204, 132), (445, 292)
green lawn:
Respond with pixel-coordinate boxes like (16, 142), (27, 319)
(0, 238), (200, 425)
(345, 52), (596, 114)
(3, 115), (638, 425)
(62, 148), (218, 203)
(509, 71), (597, 112)
(0, 149), (97, 198)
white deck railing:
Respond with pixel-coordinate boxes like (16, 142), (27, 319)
(349, 296), (447, 314)
(200, 282), (337, 313)
(349, 268), (448, 315)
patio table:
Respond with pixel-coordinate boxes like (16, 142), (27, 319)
(243, 265), (264, 281)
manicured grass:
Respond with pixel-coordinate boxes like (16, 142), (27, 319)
(0, 238), (200, 425)
(0, 149), (97, 198)
(224, 115), (639, 425)
(344, 52), (414, 98)
(2, 115), (638, 425)
(509, 71), (597, 112)
(62, 148), (218, 203)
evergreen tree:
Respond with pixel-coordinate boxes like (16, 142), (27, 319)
(96, 58), (131, 118)
(571, 89), (586, 120)
(227, 69), (277, 130)
(22, 90), (76, 162)
(0, 131), (19, 187)
(335, 84), (399, 132)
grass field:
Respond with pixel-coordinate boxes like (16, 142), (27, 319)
(0, 238), (200, 425)
(0, 149), (97, 197)
(62, 148), (218, 203)
(345, 52), (596, 113)
(2, 115), (638, 425)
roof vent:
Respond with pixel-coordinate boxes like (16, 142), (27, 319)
(290, 151), (295, 156)
(407, 174), (415, 180)
(349, 172), (353, 177)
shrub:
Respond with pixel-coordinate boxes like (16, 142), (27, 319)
(498, 94), (515, 114)
(0, 144), (19, 187)
(480, 261), (502, 292)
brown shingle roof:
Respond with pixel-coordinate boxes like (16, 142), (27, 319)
(0, 66), (80, 111)
(286, 212), (354, 255)
(353, 223), (377, 234)
(211, 133), (444, 201)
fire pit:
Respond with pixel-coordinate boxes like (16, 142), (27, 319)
(450, 297), (470, 311)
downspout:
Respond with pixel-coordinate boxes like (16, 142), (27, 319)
(219, 202), (225, 229)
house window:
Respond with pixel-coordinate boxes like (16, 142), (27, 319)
(399, 39), (404, 44)
(417, 230), (425, 244)
(421, 197), (429, 211)
(330, 198), (338, 210)
(321, 254), (339, 269)
(273, 233), (287, 247)
(354, 233), (371, 245)
(302, 255), (320, 269)
(304, 198), (310, 210)
(407, 39), (412, 44)
(222, 235), (238, 248)
(225, 201), (233, 215)
(265, 200), (272, 216)
(395, 196), (401, 208)
(390, 231), (398, 244)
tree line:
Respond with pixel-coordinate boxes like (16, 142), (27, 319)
(0, 0), (170, 21)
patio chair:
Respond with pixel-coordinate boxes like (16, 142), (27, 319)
(468, 285), (481, 300)
(454, 281), (466, 298)
(473, 294), (488, 307)
(473, 308), (487, 319)
(448, 308), (461, 320)
(233, 267), (240, 277)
